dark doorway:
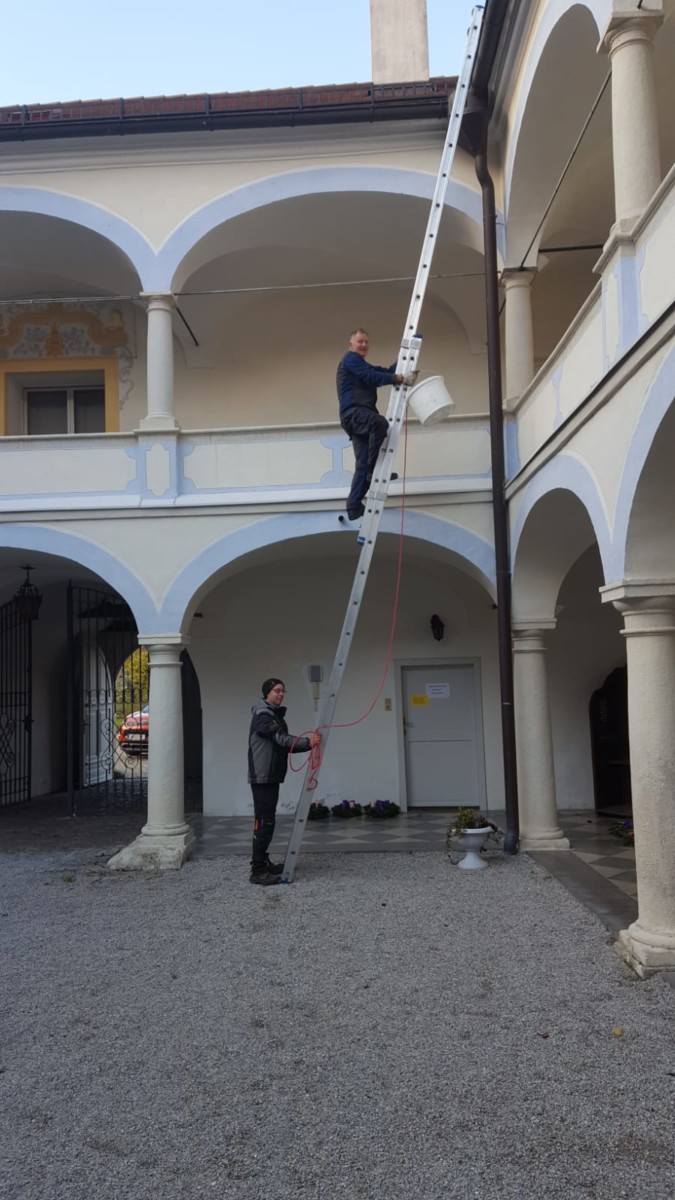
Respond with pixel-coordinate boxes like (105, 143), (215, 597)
(589, 665), (632, 813)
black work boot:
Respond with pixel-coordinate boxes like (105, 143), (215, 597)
(249, 866), (280, 886)
(265, 856), (284, 875)
(346, 503), (365, 521)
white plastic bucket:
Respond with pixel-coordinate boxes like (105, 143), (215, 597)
(406, 375), (455, 425)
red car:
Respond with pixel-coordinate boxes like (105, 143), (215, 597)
(117, 704), (149, 752)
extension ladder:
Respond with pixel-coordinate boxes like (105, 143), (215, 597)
(281, 7), (484, 882)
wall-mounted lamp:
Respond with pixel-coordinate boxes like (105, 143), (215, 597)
(430, 613), (445, 642)
(308, 664), (324, 711)
(14, 565), (42, 623)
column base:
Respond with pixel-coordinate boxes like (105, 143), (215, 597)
(615, 922), (675, 979)
(108, 825), (195, 871)
(520, 829), (571, 852)
(138, 414), (180, 431)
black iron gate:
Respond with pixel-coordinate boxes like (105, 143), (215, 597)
(67, 582), (144, 813)
(67, 583), (202, 814)
(0, 598), (32, 807)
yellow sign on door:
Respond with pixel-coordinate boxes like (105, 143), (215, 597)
(410, 694), (429, 707)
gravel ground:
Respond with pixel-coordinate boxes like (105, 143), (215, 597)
(1, 846), (674, 1200)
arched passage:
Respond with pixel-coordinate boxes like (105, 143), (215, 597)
(158, 512), (502, 816)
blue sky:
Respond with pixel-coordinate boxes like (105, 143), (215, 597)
(1, 1), (474, 107)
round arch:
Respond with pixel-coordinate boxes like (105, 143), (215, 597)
(614, 343), (675, 580)
(0, 187), (158, 290)
(156, 166), (501, 292)
(156, 509), (497, 635)
(0, 524), (158, 631)
(511, 455), (612, 621)
(503, 1), (610, 266)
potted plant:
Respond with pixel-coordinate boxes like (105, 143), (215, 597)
(363, 800), (400, 819)
(447, 807), (495, 870)
(331, 799), (363, 818)
(307, 801), (330, 821)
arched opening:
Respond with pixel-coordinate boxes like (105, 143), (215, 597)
(67, 585), (203, 814)
(589, 665), (631, 814)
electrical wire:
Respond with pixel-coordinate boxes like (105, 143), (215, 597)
(0, 271), (484, 308)
(498, 69), (612, 316)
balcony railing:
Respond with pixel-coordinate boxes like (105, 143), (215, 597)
(0, 417), (492, 513)
(513, 160), (675, 476)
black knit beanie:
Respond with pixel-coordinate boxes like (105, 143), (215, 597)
(262, 677), (284, 698)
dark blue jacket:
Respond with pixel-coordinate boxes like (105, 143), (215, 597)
(336, 350), (398, 419)
(247, 700), (311, 785)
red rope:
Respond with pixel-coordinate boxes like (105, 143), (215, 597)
(290, 413), (410, 789)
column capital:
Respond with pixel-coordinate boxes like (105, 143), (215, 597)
(600, 580), (675, 609)
(136, 633), (187, 643)
(140, 291), (176, 309)
(601, 7), (663, 56)
(501, 267), (536, 290)
(512, 619), (557, 640)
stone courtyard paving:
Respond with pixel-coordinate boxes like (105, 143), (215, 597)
(1, 841), (674, 1200)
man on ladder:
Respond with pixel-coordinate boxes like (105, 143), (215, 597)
(281, 7), (485, 883)
(337, 327), (417, 521)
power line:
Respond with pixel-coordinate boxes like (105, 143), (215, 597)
(0, 270), (485, 309)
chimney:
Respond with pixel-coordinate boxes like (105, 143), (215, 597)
(370, 0), (430, 83)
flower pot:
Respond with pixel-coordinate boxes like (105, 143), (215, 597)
(456, 826), (490, 870)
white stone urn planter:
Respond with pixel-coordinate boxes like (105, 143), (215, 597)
(456, 825), (490, 870)
(448, 808), (493, 870)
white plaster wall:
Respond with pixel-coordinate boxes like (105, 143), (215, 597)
(0, 128), (476, 246)
(189, 551), (503, 817)
(637, 166), (675, 325)
(169, 287), (487, 429)
(512, 335), (672, 520)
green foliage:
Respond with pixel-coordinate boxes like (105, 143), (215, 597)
(363, 800), (400, 819)
(307, 802), (330, 820)
(449, 807), (491, 838)
(115, 648), (149, 718)
(331, 800), (363, 818)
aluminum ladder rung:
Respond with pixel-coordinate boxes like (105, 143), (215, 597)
(281, 9), (485, 882)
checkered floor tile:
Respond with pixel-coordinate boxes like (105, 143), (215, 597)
(191, 811), (455, 856)
(557, 813), (637, 898)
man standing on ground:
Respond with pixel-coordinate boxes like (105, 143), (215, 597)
(336, 328), (414, 520)
(247, 678), (321, 886)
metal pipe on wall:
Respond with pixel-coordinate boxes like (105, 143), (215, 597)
(464, 0), (519, 853)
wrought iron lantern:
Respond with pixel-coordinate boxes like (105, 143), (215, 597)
(14, 565), (42, 622)
(430, 613), (445, 642)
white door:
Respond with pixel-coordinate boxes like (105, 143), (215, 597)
(402, 663), (485, 808)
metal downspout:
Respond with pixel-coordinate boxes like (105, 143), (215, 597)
(471, 104), (519, 855)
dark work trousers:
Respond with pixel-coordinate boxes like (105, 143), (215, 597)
(251, 782), (280, 867)
(342, 408), (389, 515)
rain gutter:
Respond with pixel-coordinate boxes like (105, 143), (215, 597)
(464, 0), (520, 854)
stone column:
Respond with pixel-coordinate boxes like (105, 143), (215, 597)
(109, 638), (194, 870)
(140, 293), (179, 430)
(502, 269), (536, 406)
(605, 589), (675, 976)
(602, 8), (663, 230)
(513, 625), (570, 851)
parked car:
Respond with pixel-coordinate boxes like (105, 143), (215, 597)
(117, 704), (149, 752)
